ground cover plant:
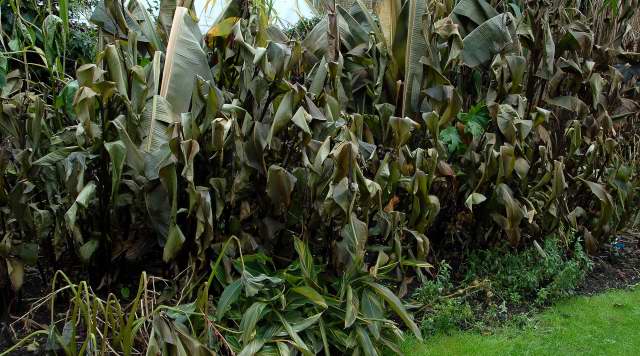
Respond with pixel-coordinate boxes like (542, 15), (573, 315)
(412, 237), (594, 337)
(1, 0), (640, 354)
(401, 285), (640, 355)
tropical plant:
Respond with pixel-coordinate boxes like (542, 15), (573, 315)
(1, 0), (640, 354)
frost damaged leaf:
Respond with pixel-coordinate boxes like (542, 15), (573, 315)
(104, 141), (126, 200)
(389, 116), (419, 147)
(336, 214), (368, 269)
(291, 106), (311, 135)
(538, 19), (555, 79)
(462, 14), (514, 68)
(266, 165), (297, 209)
(546, 96), (589, 116)
(332, 178), (353, 216)
(268, 91), (294, 146)
(163, 224), (186, 262)
(6, 258), (24, 291)
(79, 239), (99, 262)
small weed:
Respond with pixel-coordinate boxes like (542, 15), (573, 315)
(464, 238), (593, 306)
(413, 261), (453, 305)
(420, 298), (474, 336)
(414, 237), (593, 338)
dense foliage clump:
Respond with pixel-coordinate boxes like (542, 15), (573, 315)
(1, 0), (639, 354)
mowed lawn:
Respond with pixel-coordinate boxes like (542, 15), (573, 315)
(401, 286), (640, 356)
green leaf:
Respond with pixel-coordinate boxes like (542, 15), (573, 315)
(215, 279), (242, 320)
(0, 53), (8, 88)
(240, 302), (267, 345)
(465, 193), (487, 211)
(163, 224), (185, 262)
(294, 237), (317, 286)
(366, 282), (422, 341)
(460, 103), (490, 138)
(439, 126), (463, 154)
(76, 182), (97, 208)
(361, 290), (383, 339)
(55, 80), (79, 117)
(464, 120), (483, 138)
(356, 326), (378, 356)
(160, 163), (181, 261)
(345, 285), (357, 328)
(32, 147), (77, 166)
(241, 270), (283, 297)
(275, 311), (312, 355)
(292, 286), (327, 309)
(79, 239), (99, 262)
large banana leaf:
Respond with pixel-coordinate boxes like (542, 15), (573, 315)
(375, 0), (401, 46)
(129, 0), (165, 52)
(141, 95), (177, 152)
(91, 0), (144, 40)
(451, 0), (498, 36)
(402, 0), (428, 117)
(461, 13), (515, 68)
(158, 0), (195, 40)
(160, 6), (213, 114)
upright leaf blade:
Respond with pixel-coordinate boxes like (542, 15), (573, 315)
(160, 7), (213, 114)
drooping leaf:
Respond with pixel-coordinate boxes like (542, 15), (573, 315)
(163, 223), (186, 262)
(104, 140), (126, 200)
(267, 91), (294, 145)
(462, 14), (515, 68)
(6, 258), (24, 291)
(266, 165), (297, 208)
(366, 282), (422, 341)
(79, 239), (99, 262)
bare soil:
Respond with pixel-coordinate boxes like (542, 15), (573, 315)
(577, 232), (640, 295)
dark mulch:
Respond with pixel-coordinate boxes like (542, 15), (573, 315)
(577, 232), (640, 295)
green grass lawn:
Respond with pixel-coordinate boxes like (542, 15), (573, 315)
(401, 286), (640, 356)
